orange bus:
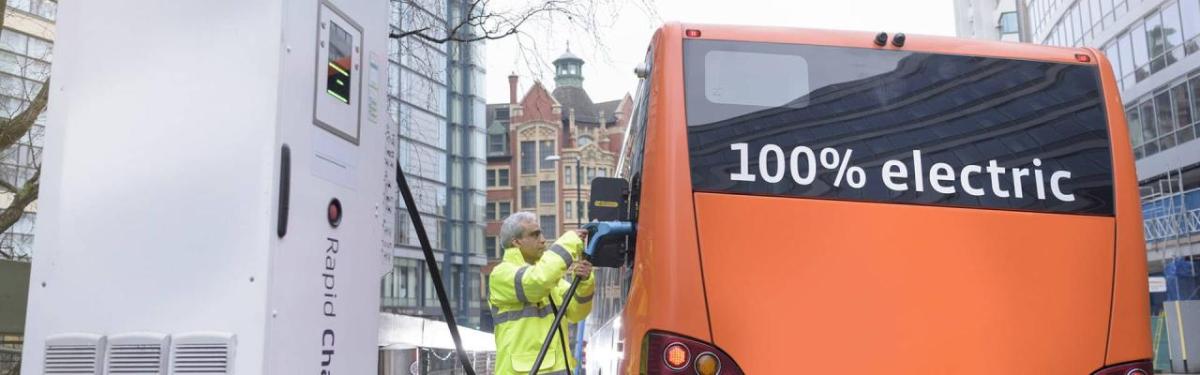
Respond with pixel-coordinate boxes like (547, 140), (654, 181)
(580, 23), (1151, 374)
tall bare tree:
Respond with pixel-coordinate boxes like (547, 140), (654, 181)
(390, 0), (659, 92)
(0, 0), (51, 261)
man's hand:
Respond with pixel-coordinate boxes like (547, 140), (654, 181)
(568, 260), (593, 279)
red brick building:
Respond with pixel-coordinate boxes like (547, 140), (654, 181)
(483, 49), (632, 257)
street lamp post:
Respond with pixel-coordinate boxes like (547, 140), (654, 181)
(545, 154), (583, 230)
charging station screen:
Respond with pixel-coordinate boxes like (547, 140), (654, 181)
(327, 23), (353, 104)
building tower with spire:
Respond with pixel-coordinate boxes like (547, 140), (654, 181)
(553, 47), (585, 88)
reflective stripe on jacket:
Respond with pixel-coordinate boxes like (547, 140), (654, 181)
(489, 231), (595, 375)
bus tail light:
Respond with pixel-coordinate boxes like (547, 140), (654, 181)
(642, 331), (743, 374)
(685, 29), (702, 38)
(664, 343), (689, 369)
(1091, 360), (1152, 375)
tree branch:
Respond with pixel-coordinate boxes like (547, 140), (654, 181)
(389, 27), (431, 40)
(0, 0), (9, 33)
(0, 79), (48, 153)
(389, 0), (575, 44)
(0, 167), (38, 257)
(0, 174), (17, 194)
(0, 0), (20, 261)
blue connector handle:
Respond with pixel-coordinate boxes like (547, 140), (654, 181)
(582, 221), (634, 257)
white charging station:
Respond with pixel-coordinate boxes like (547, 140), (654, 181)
(21, 0), (394, 374)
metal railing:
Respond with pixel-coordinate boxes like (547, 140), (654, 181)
(1144, 208), (1200, 242)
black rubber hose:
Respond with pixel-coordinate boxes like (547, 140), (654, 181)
(530, 275), (585, 375)
(548, 299), (573, 375)
(396, 164), (476, 375)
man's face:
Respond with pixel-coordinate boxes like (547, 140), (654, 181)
(513, 221), (546, 257)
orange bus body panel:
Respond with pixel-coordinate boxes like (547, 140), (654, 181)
(614, 23), (1150, 373)
(696, 193), (1113, 374)
(619, 24), (711, 375)
(1090, 47), (1153, 364)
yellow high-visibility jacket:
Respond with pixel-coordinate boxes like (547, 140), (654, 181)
(489, 231), (595, 375)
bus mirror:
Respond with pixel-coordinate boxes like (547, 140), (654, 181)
(587, 177), (630, 268)
(588, 177), (628, 222)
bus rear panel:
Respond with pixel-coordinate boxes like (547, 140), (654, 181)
(608, 24), (1149, 375)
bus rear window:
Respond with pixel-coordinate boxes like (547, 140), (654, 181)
(684, 39), (1114, 215)
(703, 50), (810, 107)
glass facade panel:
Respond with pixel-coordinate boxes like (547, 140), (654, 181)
(1146, 12), (1166, 72)
(467, 267), (482, 310)
(1132, 22), (1150, 79)
(402, 68), (447, 114)
(471, 129), (486, 160)
(1000, 12), (1019, 34)
(1163, 3), (1185, 65)
(1184, 0), (1200, 52)
(1090, 0), (1102, 28)
(0, 32), (27, 55)
(388, 0), (486, 323)
(1119, 33), (1135, 82)
(1106, 42), (1122, 80)
(449, 95), (462, 124)
(1191, 76), (1200, 127)
(449, 125), (462, 155)
(1128, 105), (1144, 159)
(1174, 83), (1197, 143)
(1141, 100), (1160, 155)
(1080, 6), (1089, 42)
(470, 189), (486, 223)
(400, 140), (447, 182)
(1070, 12), (1080, 43)
(381, 258), (423, 308)
(1164, 3), (1185, 51)
(400, 103), (447, 148)
(1155, 91), (1176, 150)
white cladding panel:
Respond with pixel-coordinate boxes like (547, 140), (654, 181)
(22, 0), (391, 374)
(267, 0), (391, 374)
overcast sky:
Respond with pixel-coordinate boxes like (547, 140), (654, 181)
(484, 0), (958, 105)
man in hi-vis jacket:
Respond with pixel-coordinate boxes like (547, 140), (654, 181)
(489, 211), (595, 375)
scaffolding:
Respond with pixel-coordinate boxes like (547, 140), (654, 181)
(1147, 165), (1200, 371)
